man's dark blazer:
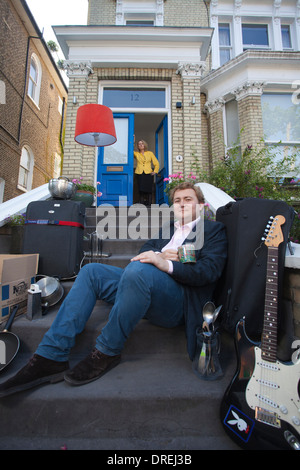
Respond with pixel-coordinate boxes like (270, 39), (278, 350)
(139, 219), (228, 360)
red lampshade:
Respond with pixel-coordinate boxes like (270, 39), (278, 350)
(74, 104), (117, 147)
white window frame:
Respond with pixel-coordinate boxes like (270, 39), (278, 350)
(223, 99), (241, 158)
(58, 96), (63, 115)
(0, 178), (5, 203)
(0, 80), (5, 104)
(218, 23), (232, 66)
(281, 24), (293, 50)
(116, 0), (164, 26)
(18, 146), (34, 192)
(99, 80), (170, 114)
(242, 23), (270, 51)
(210, 1), (300, 66)
(27, 53), (42, 107)
(261, 92), (300, 178)
(125, 14), (155, 26)
(53, 153), (62, 179)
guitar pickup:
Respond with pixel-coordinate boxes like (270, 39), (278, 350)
(255, 407), (281, 428)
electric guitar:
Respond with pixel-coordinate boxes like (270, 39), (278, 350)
(220, 215), (300, 450)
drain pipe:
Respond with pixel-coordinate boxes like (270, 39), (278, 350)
(60, 96), (66, 151)
(17, 34), (42, 143)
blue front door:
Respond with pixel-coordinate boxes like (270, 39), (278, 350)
(155, 115), (169, 205)
(97, 113), (134, 206)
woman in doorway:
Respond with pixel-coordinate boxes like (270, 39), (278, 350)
(134, 139), (159, 206)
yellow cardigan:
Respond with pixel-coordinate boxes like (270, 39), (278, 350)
(134, 151), (159, 175)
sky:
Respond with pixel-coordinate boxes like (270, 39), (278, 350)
(26, 0), (89, 57)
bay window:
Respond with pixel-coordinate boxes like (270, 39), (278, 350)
(261, 93), (300, 177)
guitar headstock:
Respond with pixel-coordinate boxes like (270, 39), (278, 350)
(263, 215), (286, 248)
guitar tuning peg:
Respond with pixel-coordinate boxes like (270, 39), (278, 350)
(261, 237), (266, 241)
(270, 216), (274, 220)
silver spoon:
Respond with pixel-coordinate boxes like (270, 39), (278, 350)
(212, 305), (222, 329)
(202, 301), (215, 330)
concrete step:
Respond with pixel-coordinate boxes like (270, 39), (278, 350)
(0, 282), (239, 450)
(82, 254), (140, 268)
(0, 353), (238, 450)
(83, 238), (145, 256)
(83, 206), (157, 267)
(94, 204), (173, 240)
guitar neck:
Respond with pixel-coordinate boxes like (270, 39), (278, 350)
(261, 246), (278, 363)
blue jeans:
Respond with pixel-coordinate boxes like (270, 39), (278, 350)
(36, 262), (185, 362)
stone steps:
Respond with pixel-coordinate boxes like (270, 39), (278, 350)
(0, 282), (239, 450)
(0, 206), (240, 450)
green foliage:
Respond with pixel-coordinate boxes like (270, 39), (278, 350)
(72, 178), (102, 197)
(4, 213), (26, 226)
(57, 60), (65, 70)
(47, 40), (59, 52)
(192, 133), (300, 241)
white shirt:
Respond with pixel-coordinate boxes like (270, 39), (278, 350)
(161, 217), (200, 273)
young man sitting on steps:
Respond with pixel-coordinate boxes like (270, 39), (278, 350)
(0, 182), (227, 398)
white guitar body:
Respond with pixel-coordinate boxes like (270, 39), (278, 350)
(246, 346), (300, 433)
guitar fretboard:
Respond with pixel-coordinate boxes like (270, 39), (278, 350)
(261, 247), (278, 363)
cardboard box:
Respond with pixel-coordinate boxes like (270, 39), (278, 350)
(0, 254), (39, 324)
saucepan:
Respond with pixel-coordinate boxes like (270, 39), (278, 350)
(0, 305), (20, 373)
(48, 176), (77, 200)
(36, 276), (64, 308)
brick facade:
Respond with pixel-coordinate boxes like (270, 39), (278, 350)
(164, 0), (208, 27)
(87, 0), (208, 28)
(88, 0), (115, 25)
(204, 102), (225, 165)
(63, 65), (207, 184)
(60, 0), (210, 185)
(0, 0), (67, 202)
(69, 0), (269, 182)
(234, 83), (265, 151)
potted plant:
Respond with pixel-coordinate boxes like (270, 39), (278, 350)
(71, 178), (102, 207)
(4, 214), (26, 226)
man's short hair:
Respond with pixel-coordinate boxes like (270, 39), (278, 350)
(170, 182), (205, 204)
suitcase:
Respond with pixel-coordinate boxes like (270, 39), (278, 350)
(22, 200), (85, 279)
(215, 197), (295, 339)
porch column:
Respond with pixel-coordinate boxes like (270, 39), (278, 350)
(233, 81), (265, 150)
(62, 61), (96, 184)
(204, 97), (225, 166)
(176, 62), (205, 177)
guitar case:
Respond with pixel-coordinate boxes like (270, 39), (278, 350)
(215, 197), (295, 340)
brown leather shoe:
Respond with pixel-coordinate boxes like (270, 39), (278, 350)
(64, 348), (121, 386)
(0, 354), (69, 398)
